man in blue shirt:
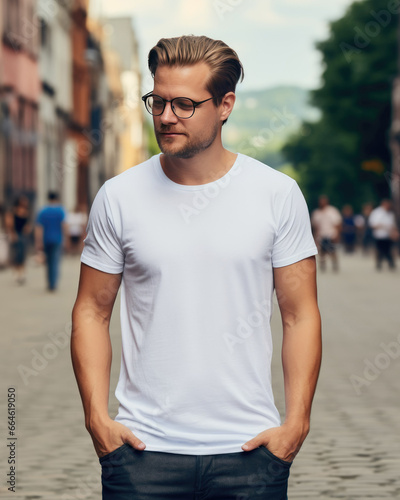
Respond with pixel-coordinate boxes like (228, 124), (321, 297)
(35, 191), (68, 291)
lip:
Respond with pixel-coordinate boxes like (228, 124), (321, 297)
(160, 132), (184, 136)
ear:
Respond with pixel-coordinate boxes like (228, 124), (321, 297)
(219, 92), (236, 122)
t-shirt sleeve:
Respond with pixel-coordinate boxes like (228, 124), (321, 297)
(272, 182), (318, 268)
(80, 184), (124, 274)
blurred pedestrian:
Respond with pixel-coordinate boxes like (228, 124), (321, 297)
(361, 203), (374, 254)
(341, 204), (357, 253)
(311, 195), (342, 271)
(0, 203), (10, 269)
(35, 191), (68, 291)
(369, 199), (398, 271)
(5, 195), (32, 284)
(66, 204), (88, 256)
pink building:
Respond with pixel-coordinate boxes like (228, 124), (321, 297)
(0, 0), (40, 207)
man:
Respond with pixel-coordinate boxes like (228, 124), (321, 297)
(311, 195), (342, 272)
(35, 191), (68, 291)
(66, 204), (88, 255)
(71, 35), (322, 499)
(369, 199), (398, 270)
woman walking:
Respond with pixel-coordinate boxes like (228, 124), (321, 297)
(5, 195), (32, 284)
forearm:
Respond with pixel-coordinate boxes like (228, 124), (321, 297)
(241, 309), (321, 458)
(281, 311), (322, 430)
(62, 223), (69, 246)
(34, 226), (43, 249)
(71, 307), (112, 430)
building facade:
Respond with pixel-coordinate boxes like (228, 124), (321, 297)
(102, 17), (146, 173)
(36, 0), (74, 210)
(0, 0), (145, 218)
(69, 0), (91, 209)
(0, 1), (4, 208)
(0, 0), (40, 208)
(390, 77), (400, 222)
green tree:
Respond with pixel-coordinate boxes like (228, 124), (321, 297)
(144, 119), (161, 157)
(283, 0), (398, 211)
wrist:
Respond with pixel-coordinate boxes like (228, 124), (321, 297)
(85, 412), (111, 433)
(282, 418), (310, 437)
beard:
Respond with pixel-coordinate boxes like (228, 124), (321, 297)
(155, 121), (219, 159)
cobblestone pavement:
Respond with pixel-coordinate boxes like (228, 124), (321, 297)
(0, 251), (399, 499)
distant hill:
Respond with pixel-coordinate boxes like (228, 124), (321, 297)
(222, 86), (319, 169)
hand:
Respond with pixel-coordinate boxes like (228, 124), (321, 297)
(241, 422), (309, 462)
(87, 416), (146, 458)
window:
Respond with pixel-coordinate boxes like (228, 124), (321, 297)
(40, 18), (48, 47)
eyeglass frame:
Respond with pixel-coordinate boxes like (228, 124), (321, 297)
(141, 92), (223, 119)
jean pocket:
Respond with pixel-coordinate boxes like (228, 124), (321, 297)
(99, 443), (130, 464)
(258, 445), (293, 467)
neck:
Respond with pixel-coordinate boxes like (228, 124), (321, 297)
(160, 140), (237, 186)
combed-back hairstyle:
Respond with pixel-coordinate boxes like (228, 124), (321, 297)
(148, 35), (244, 124)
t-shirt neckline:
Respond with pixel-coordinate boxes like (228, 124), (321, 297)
(154, 153), (242, 191)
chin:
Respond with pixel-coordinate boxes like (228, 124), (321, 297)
(161, 149), (195, 159)
(158, 142), (190, 158)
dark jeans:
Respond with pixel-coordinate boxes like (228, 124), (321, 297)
(11, 234), (28, 265)
(100, 445), (292, 500)
(375, 238), (395, 269)
(320, 238), (335, 254)
(44, 243), (62, 290)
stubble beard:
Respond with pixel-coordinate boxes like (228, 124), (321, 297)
(155, 122), (219, 159)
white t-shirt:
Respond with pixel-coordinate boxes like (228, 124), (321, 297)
(67, 212), (88, 237)
(311, 206), (342, 240)
(369, 206), (396, 239)
(81, 153), (318, 455)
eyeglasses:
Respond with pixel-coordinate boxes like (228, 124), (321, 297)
(141, 93), (217, 119)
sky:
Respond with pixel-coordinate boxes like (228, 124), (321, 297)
(89, 0), (356, 92)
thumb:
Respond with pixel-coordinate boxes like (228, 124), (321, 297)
(125, 431), (146, 451)
(242, 428), (274, 452)
(242, 435), (265, 452)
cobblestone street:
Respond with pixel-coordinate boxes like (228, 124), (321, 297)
(0, 251), (399, 499)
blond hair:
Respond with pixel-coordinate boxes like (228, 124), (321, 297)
(148, 35), (244, 123)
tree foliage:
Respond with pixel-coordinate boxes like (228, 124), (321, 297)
(283, 0), (398, 210)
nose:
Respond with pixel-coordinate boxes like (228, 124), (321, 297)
(159, 101), (178, 124)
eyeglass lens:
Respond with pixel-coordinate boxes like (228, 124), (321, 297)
(147, 96), (194, 118)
